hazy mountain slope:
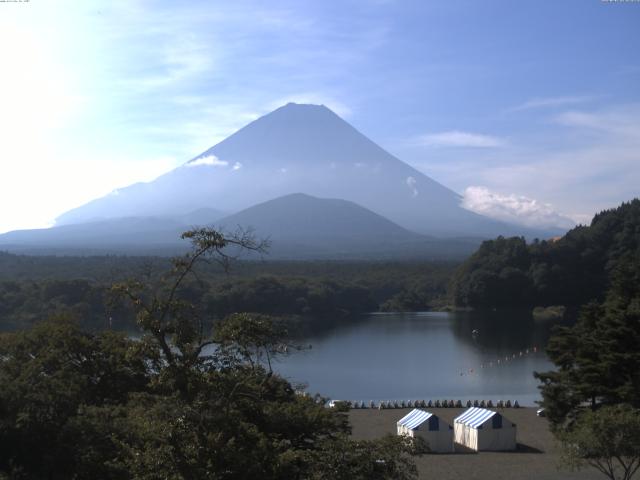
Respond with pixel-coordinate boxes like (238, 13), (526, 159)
(214, 193), (480, 259)
(0, 194), (480, 258)
(55, 103), (552, 238)
(171, 207), (225, 226)
(0, 217), (190, 255)
(217, 193), (420, 242)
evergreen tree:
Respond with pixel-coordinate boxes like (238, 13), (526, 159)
(451, 199), (640, 309)
(535, 252), (640, 428)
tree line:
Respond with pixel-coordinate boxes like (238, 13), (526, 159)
(0, 260), (454, 332)
(535, 250), (640, 479)
(528, 199), (640, 480)
(450, 199), (640, 309)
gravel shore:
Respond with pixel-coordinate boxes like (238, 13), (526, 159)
(349, 407), (603, 480)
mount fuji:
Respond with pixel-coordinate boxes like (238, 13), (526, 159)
(0, 103), (560, 257)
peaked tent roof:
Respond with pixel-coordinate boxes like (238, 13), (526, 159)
(454, 407), (498, 428)
(397, 409), (433, 430)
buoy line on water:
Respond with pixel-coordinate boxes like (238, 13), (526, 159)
(326, 347), (544, 410)
(457, 345), (541, 377)
(335, 398), (523, 409)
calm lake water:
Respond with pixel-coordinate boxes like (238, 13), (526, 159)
(275, 311), (560, 406)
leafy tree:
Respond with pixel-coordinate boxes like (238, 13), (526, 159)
(214, 312), (293, 372)
(304, 434), (424, 480)
(560, 405), (640, 480)
(0, 318), (154, 479)
(1, 228), (424, 479)
(111, 227), (269, 397)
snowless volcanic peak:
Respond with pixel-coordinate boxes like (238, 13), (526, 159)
(55, 103), (544, 238)
(216, 192), (420, 242)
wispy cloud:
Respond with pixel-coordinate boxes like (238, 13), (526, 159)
(93, 2), (369, 159)
(461, 186), (576, 230)
(406, 176), (418, 197)
(402, 101), (640, 231)
(413, 104), (640, 225)
(509, 95), (595, 112)
(140, 49), (214, 88)
(186, 155), (228, 167)
(554, 107), (640, 137)
(414, 130), (505, 148)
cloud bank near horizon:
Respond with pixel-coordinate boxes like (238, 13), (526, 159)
(461, 186), (577, 230)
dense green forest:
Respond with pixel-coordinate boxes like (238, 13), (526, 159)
(533, 233), (640, 479)
(0, 230), (424, 479)
(451, 199), (640, 309)
(536, 252), (640, 425)
(0, 253), (455, 332)
(3, 198), (639, 332)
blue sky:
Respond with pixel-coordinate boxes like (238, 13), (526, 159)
(1, 0), (639, 232)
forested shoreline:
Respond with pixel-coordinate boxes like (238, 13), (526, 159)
(450, 199), (640, 310)
(0, 255), (455, 332)
(2, 200), (639, 335)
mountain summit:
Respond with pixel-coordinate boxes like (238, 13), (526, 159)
(55, 103), (549, 238)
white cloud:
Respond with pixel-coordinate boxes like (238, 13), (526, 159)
(461, 186), (576, 230)
(554, 108), (640, 137)
(126, 38), (215, 89)
(415, 130), (505, 148)
(406, 176), (418, 197)
(408, 103), (640, 224)
(510, 95), (595, 112)
(233, 162), (242, 171)
(186, 155), (228, 167)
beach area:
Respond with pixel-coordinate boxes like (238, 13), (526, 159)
(349, 407), (603, 480)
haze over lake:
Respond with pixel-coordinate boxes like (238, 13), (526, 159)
(276, 311), (557, 406)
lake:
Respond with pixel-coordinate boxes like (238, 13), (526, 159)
(275, 310), (560, 406)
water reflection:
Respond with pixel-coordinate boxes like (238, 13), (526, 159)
(275, 311), (564, 406)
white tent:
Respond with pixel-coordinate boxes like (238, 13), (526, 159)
(396, 409), (454, 453)
(453, 407), (517, 451)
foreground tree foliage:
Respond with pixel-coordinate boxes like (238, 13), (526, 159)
(559, 405), (640, 480)
(0, 228), (421, 479)
(535, 254), (640, 428)
(0, 319), (154, 479)
(536, 253), (640, 479)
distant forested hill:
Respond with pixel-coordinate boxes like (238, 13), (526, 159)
(450, 199), (640, 309)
